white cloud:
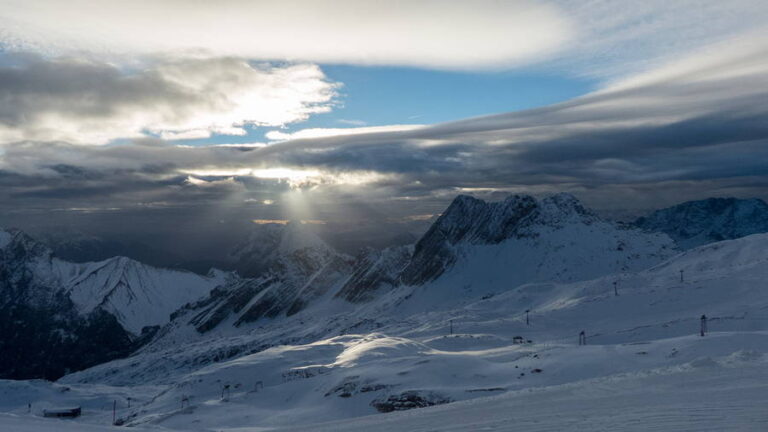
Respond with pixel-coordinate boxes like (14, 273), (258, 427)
(337, 119), (368, 126)
(0, 57), (338, 144)
(266, 125), (425, 141)
(0, 0), (573, 70)
(551, 0), (768, 78)
(1, 1), (766, 77)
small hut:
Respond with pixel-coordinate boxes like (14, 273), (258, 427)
(43, 406), (81, 418)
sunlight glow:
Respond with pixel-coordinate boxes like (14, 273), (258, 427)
(181, 167), (392, 189)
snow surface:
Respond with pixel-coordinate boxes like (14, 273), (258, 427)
(65, 256), (224, 334)
(2, 233), (759, 430)
(3, 335), (768, 431)
(3, 197), (768, 430)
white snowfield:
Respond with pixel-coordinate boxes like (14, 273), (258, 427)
(2, 233), (768, 430)
(65, 256), (223, 334)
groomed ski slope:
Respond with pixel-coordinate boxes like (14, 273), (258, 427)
(276, 350), (768, 432)
(2, 346), (767, 431)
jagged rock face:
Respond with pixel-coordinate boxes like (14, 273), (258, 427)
(230, 230), (351, 325)
(0, 298), (133, 380)
(0, 229), (134, 380)
(0, 227), (218, 379)
(230, 222), (335, 278)
(336, 245), (413, 303)
(168, 223), (353, 334)
(634, 197), (768, 249)
(0, 229), (60, 307)
(400, 194), (603, 285)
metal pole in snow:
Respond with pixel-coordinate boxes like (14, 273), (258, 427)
(613, 281), (618, 296)
(449, 320), (453, 335)
(680, 269), (684, 283)
(525, 309), (530, 325)
(700, 314), (707, 337)
(112, 400), (116, 425)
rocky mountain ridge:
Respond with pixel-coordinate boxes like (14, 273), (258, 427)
(634, 197), (768, 249)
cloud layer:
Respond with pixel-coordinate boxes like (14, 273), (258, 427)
(2, 1), (766, 75)
(0, 1), (767, 258)
(0, 55), (338, 143)
(0, 0), (571, 70)
(1, 30), (767, 224)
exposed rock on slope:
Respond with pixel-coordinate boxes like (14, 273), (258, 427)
(166, 222), (354, 335)
(399, 193), (675, 288)
(634, 197), (768, 249)
(336, 245), (413, 303)
(0, 228), (220, 379)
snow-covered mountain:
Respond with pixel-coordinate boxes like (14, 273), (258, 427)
(398, 193), (675, 301)
(144, 194), (672, 347)
(65, 256), (223, 334)
(336, 245), (413, 303)
(158, 222), (354, 341)
(51, 231), (768, 430)
(0, 227), (221, 379)
(634, 197), (768, 249)
(0, 194), (680, 381)
(5, 193), (768, 430)
(229, 221), (337, 277)
(70, 193), (678, 381)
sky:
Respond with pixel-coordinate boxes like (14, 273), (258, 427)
(0, 0), (767, 261)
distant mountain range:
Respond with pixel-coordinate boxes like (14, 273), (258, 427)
(2, 194), (767, 380)
(633, 197), (768, 249)
(0, 229), (221, 379)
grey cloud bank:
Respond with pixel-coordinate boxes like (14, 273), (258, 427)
(1, 31), (767, 231)
(0, 2), (766, 268)
(0, 55), (338, 143)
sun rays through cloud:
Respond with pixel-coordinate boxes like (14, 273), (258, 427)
(0, 0), (765, 248)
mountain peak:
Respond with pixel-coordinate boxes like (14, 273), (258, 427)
(0, 228), (11, 249)
(0, 228), (53, 261)
(399, 193), (621, 285)
(230, 221), (335, 277)
(279, 221), (332, 254)
(634, 197), (768, 249)
(435, 193), (594, 246)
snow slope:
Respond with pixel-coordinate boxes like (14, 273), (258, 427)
(4, 351), (768, 431)
(41, 233), (768, 430)
(276, 352), (768, 432)
(65, 257), (223, 334)
(4, 197), (768, 429)
(141, 193), (675, 350)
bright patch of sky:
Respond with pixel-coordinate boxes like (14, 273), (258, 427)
(175, 65), (596, 147)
